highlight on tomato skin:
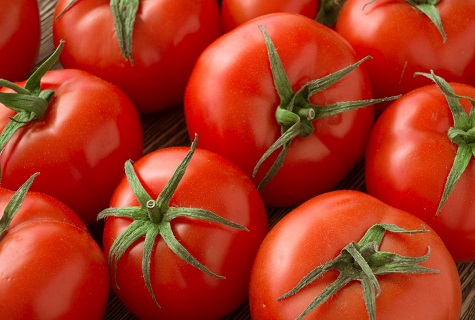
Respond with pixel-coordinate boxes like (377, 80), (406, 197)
(0, 174), (110, 319)
(249, 190), (462, 320)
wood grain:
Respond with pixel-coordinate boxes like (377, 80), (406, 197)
(35, 1), (475, 319)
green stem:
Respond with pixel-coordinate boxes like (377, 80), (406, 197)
(278, 223), (439, 319)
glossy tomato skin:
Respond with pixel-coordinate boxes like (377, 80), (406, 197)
(185, 13), (374, 207)
(365, 83), (475, 262)
(102, 147), (269, 319)
(0, 69), (143, 227)
(249, 190), (461, 319)
(53, 0), (222, 114)
(0, 186), (110, 319)
(221, 0), (319, 32)
(0, 0), (40, 81)
(335, 0), (475, 113)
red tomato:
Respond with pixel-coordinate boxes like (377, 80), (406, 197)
(0, 67), (143, 227)
(335, 0), (475, 113)
(0, 176), (110, 319)
(185, 13), (375, 207)
(221, 0), (319, 32)
(249, 190), (461, 319)
(0, 0), (40, 81)
(365, 81), (475, 262)
(53, 0), (222, 114)
(102, 145), (269, 319)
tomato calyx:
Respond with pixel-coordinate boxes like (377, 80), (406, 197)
(415, 71), (475, 215)
(278, 223), (439, 320)
(253, 26), (400, 190)
(97, 134), (248, 307)
(57, 0), (139, 65)
(0, 173), (38, 240)
(0, 41), (64, 153)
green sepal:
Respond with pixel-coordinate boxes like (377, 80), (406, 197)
(254, 26), (400, 190)
(55, 0), (79, 19)
(98, 134), (248, 307)
(56, 0), (139, 64)
(110, 0), (139, 65)
(25, 40), (64, 94)
(0, 112), (35, 155)
(277, 223), (439, 320)
(0, 173), (39, 240)
(406, 0), (446, 42)
(363, 0), (446, 42)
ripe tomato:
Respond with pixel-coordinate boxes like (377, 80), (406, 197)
(185, 13), (375, 207)
(221, 0), (319, 32)
(249, 190), (461, 319)
(0, 47), (143, 227)
(335, 0), (475, 113)
(0, 175), (110, 319)
(0, 0), (40, 81)
(53, 0), (222, 114)
(365, 79), (475, 262)
(101, 142), (268, 319)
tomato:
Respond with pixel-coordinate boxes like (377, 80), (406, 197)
(0, 174), (110, 319)
(0, 0), (40, 81)
(185, 13), (376, 207)
(249, 190), (461, 319)
(335, 0), (475, 113)
(101, 140), (269, 319)
(221, 0), (319, 32)
(0, 45), (143, 226)
(52, 0), (222, 114)
(365, 76), (475, 262)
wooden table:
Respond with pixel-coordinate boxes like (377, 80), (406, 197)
(34, 1), (475, 319)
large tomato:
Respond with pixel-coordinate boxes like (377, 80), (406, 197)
(0, 0), (40, 81)
(335, 0), (475, 113)
(249, 190), (461, 319)
(101, 140), (269, 319)
(365, 75), (475, 262)
(185, 13), (376, 207)
(221, 0), (319, 32)
(0, 44), (143, 226)
(53, 0), (222, 114)
(0, 174), (110, 319)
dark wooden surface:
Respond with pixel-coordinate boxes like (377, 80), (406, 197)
(36, 1), (475, 319)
